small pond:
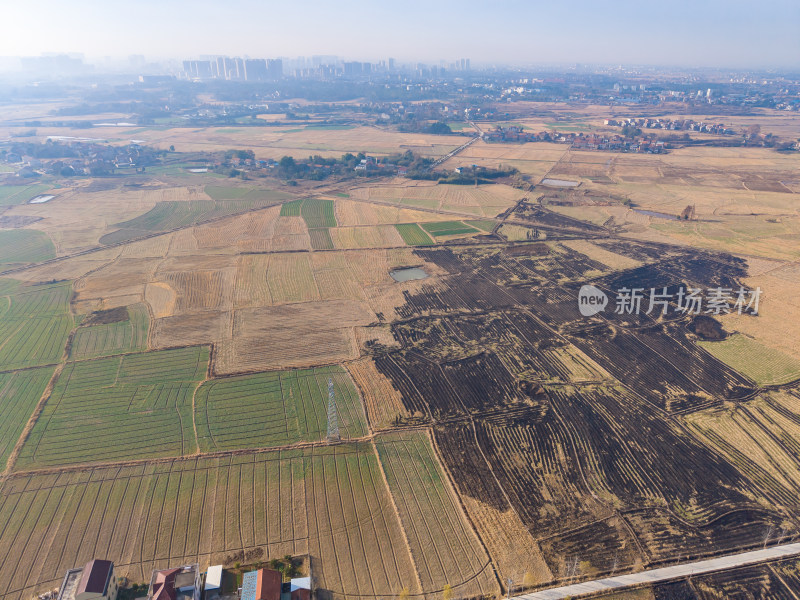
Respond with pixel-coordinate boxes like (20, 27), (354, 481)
(390, 267), (429, 282)
(633, 209), (678, 220)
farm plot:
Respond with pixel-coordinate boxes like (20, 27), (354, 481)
(683, 391), (800, 505)
(334, 199), (456, 227)
(266, 253), (320, 303)
(69, 304), (149, 360)
(375, 430), (498, 598)
(101, 193), (291, 244)
(329, 225), (406, 250)
(0, 281), (73, 371)
(16, 346), (210, 469)
(0, 184), (52, 206)
(216, 299), (372, 374)
(204, 185), (285, 201)
(698, 334), (800, 386)
(308, 228), (334, 250)
(0, 444), (425, 600)
(0, 367), (54, 468)
(301, 198), (337, 228)
(394, 224), (434, 246)
(194, 366), (368, 452)
(279, 198), (337, 229)
(0, 230), (56, 267)
(420, 221), (480, 238)
(346, 357), (408, 428)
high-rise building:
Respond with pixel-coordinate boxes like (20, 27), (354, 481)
(266, 59), (283, 79)
(244, 59), (267, 81)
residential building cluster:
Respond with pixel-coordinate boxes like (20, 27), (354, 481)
(483, 126), (667, 153)
(604, 118), (735, 134)
(183, 57), (284, 82)
(55, 559), (312, 600)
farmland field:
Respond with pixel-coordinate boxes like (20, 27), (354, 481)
(0, 280), (73, 371)
(308, 228), (334, 250)
(0, 184), (52, 206)
(4, 100), (800, 600)
(698, 334), (800, 386)
(0, 229), (56, 267)
(0, 443), (478, 600)
(375, 430), (498, 598)
(300, 198), (336, 228)
(194, 366), (368, 452)
(394, 223), (434, 246)
(16, 346), (210, 469)
(420, 221), (480, 237)
(69, 304), (150, 360)
(0, 367), (54, 468)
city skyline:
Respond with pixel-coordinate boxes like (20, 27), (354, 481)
(1, 0), (798, 69)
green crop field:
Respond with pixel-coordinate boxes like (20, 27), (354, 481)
(0, 367), (54, 468)
(16, 346), (210, 469)
(0, 229), (56, 267)
(309, 228), (334, 250)
(280, 199), (303, 216)
(279, 198), (336, 228)
(0, 184), (51, 206)
(394, 223), (434, 246)
(375, 430), (497, 596)
(699, 334), (800, 386)
(0, 281), (73, 371)
(465, 219), (497, 232)
(69, 304), (150, 360)
(194, 366), (368, 452)
(301, 198), (336, 228)
(421, 221), (480, 237)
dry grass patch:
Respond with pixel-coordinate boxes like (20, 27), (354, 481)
(347, 357), (407, 428)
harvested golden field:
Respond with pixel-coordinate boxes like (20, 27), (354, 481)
(214, 299), (373, 373)
(561, 239), (642, 271)
(266, 253), (320, 304)
(160, 269), (236, 313)
(329, 225), (406, 249)
(1, 184), (193, 254)
(441, 140), (568, 178)
(716, 268), (800, 361)
(350, 181), (521, 217)
(346, 356), (407, 428)
(457, 495), (552, 587)
(334, 198), (457, 226)
(24, 125), (461, 159)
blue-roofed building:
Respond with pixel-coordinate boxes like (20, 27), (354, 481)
(240, 571), (259, 600)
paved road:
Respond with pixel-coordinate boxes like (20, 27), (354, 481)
(514, 542), (800, 599)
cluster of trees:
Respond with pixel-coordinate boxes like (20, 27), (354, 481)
(410, 164), (519, 184)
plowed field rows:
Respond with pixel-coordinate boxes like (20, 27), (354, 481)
(0, 444), (432, 600)
(375, 431), (498, 598)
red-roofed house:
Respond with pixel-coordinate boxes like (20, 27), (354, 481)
(147, 565), (201, 600)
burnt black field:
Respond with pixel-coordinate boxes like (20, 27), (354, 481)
(367, 238), (798, 580)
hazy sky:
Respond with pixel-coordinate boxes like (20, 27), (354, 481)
(1, 0), (798, 68)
